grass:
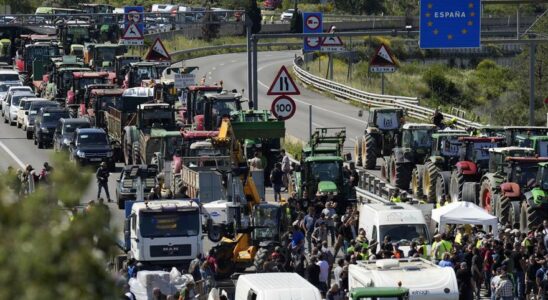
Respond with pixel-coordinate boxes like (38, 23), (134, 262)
(282, 136), (304, 161)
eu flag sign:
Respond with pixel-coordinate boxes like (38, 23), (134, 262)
(419, 0), (481, 49)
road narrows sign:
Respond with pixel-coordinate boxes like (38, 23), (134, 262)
(369, 44), (398, 73)
(267, 65), (301, 96)
(271, 95), (296, 120)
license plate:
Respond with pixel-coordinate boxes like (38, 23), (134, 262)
(90, 158), (102, 162)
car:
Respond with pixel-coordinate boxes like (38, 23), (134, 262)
(53, 118), (90, 152)
(0, 81), (22, 109)
(16, 97), (46, 129)
(280, 9), (294, 22)
(24, 101), (59, 139)
(69, 128), (115, 169)
(34, 107), (69, 148)
(4, 91), (35, 125)
(0, 69), (20, 82)
(116, 164), (158, 209)
(1, 85), (32, 116)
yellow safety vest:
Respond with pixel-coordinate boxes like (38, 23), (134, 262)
(391, 196), (401, 203)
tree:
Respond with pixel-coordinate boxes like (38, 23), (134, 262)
(289, 3), (302, 33)
(201, 5), (220, 41)
(0, 154), (119, 299)
(245, 0), (262, 34)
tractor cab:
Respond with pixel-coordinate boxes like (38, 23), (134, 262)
(504, 126), (548, 147)
(458, 136), (505, 173)
(514, 135), (548, 157)
(366, 107), (404, 132)
(521, 162), (548, 231)
(114, 55), (141, 84)
(428, 131), (468, 170)
(137, 103), (176, 131)
(487, 147), (536, 175)
(251, 202), (287, 246)
(0, 39), (12, 64)
(194, 91), (243, 131)
(67, 71), (110, 105)
(183, 85), (223, 124)
(84, 43), (126, 71)
(57, 20), (92, 54)
(124, 61), (163, 88)
(400, 123), (436, 162)
(87, 88), (124, 126)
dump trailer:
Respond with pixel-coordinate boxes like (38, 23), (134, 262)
(180, 153), (231, 202)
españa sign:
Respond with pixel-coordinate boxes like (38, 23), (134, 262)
(419, 0), (481, 49)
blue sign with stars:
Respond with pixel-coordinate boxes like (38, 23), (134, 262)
(420, 0), (481, 49)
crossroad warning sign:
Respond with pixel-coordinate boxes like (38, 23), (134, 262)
(267, 65), (300, 96)
(369, 44), (398, 73)
(145, 38), (171, 61)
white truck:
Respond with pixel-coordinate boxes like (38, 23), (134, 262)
(358, 198), (431, 255)
(349, 258), (459, 300)
(234, 273), (322, 300)
(119, 199), (203, 269)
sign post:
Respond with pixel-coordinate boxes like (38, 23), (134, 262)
(303, 12), (323, 52)
(419, 0), (481, 48)
(369, 44), (398, 95)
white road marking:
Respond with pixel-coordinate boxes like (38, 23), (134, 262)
(212, 67), (216, 70)
(231, 60), (237, 63)
(219, 63), (225, 66)
(0, 141), (25, 168)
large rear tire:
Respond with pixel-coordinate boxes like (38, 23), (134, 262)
(354, 136), (363, 167)
(449, 171), (465, 203)
(380, 158), (388, 180)
(509, 201), (520, 229)
(422, 162), (439, 203)
(435, 171), (451, 205)
(253, 247), (270, 273)
(132, 142), (141, 165)
(479, 179), (497, 215)
(498, 195), (512, 226)
(462, 182), (478, 203)
(390, 158), (412, 190)
(520, 201), (546, 232)
(362, 133), (377, 170)
(411, 165), (424, 198)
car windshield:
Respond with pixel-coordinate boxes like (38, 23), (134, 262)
(379, 224), (429, 246)
(77, 133), (108, 145)
(12, 94), (33, 107)
(30, 104), (57, 115)
(310, 161), (340, 182)
(64, 123), (89, 134)
(42, 111), (69, 123)
(78, 77), (107, 87)
(139, 210), (200, 238)
(0, 82), (21, 91)
(253, 206), (280, 239)
(0, 74), (20, 81)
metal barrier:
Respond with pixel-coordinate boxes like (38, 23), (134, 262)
(292, 56), (483, 130)
(169, 42), (302, 58)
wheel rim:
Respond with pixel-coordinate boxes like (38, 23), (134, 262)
(411, 172), (418, 194)
(424, 172), (430, 195)
(483, 189), (491, 212)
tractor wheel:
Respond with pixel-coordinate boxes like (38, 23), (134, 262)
(449, 171), (465, 203)
(462, 182), (478, 203)
(207, 225), (224, 243)
(411, 165), (424, 198)
(422, 162), (439, 203)
(498, 195), (512, 226)
(254, 247), (271, 273)
(479, 179), (497, 215)
(123, 141), (133, 165)
(435, 171), (451, 205)
(132, 142), (141, 165)
(354, 136), (363, 167)
(509, 201), (521, 229)
(172, 175), (183, 197)
(520, 201), (546, 232)
(380, 158), (388, 180)
(362, 133), (377, 170)
(390, 158), (412, 190)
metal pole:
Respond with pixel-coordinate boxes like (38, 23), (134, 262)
(529, 42), (536, 125)
(246, 15), (253, 100)
(516, 8), (520, 39)
(252, 37), (258, 109)
(309, 105), (312, 138)
(328, 53), (333, 80)
(381, 73), (385, 94)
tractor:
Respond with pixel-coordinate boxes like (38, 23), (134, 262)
(479, 147), (545, 227)
(503, 126), (548, 147)
(448, 137), (505, 203)
(354, 107), (405, 169)
(521, 163), (548, 231)
(381, 123), (436, 190)
(515, 134), (548, 156)
(412, 130), (468, 202)
(478, 125), (506, 139)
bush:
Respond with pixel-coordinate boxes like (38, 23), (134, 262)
(422, 65), (460, 104)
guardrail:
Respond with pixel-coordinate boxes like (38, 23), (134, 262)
(169, 42), (302, 58)
(292, 56), (483, 130)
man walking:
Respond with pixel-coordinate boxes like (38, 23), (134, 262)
(96, 162), (111, 202)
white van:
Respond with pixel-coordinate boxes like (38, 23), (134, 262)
(358, 201), (431, 254)
(234, 273), (322, 300)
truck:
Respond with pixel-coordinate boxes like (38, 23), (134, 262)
(234, 273), (322, 300)
(81, 87), (123, 127)
(348, 258), (459, 300)
(119, 199), (203, 270)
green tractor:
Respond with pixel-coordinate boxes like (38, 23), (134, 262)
(381, 123), (436, 190)
(413, 130), (468, 202)
(521, 162), (548, 231)
(504, 126), (548, 146)
(479, 147), (545, 227)
(355, 107), (405, 169)
(293, 128), (349, 211)
(515, 134), (548, 156)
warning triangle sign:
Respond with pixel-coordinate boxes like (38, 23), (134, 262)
(321, 36), (344, 46)
(267, 65), (300, 96)
(122, 23), (143, 40)
(370, 44), (398, 67)
(145, 38), (171, 61)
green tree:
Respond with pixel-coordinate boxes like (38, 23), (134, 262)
(289, 4), (302, 33)
(202, 5), (220, 41)
(0, 155), (118, 299)
(422, 64), (460, 105)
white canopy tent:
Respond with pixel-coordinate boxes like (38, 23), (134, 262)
(431, 201), (498, 236)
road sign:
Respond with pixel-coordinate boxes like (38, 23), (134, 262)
(120, 24), (144, 45)
(122, 6), (144, 46)
(303, 12), (323, 52)
(267, 65), (300, 96)
(145, 38), (171, 61)
(271, 95), (296, 120)
(369, 44), (398, 73)
(174, 73), (196, 88)
(321, 36), (344, 52)
(419, 0), (481, 48)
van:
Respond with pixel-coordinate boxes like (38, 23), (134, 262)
(358, 201), (431, 254)
(234, 273), (322, 300)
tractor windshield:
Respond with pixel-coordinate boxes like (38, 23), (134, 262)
(511, 163), (538, 187)
(440, 138), (461, 157)
(253, 205), (280, 240)
(375, 112), (399, 130)
(77, 77), (108, 89)
(96, 47), (117, 62)
(310, 161), (340, 182)
(403, 129), (432, 148)
(212, 99), (239, 117)
(469, 142), (497, 161)
(537, 141), (548, 157)
(539, 167), (548, 190)
(141, 109), (173, 127)
(164, 136), (182, 157)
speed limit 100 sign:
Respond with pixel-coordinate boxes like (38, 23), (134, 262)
(271, 95), (296, 120)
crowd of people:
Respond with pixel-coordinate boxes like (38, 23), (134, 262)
(7, 162), (53, 194)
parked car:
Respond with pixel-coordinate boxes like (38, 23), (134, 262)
(69, 128), (115, 170)
(4, 91), (35, 125)
(1, 85), (32, 116)
(24, 101), (59, 139)
(17, 97), (46, 128)
(116, 164), (158, 209)
(280, 9), (294, 22)
(53, 118), (90, 152)
(0, 81), (22, 109)
(34, 107), (69, 148)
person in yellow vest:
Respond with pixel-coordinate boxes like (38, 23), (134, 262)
(455, 226), (465, 245)
(432, 233), (453, 263)
(390, 190), (401, 203)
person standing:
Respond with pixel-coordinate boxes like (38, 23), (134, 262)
(249, 151), (263, 171)
(457, 262), (475, 300)
(496, 269), (515, 300)
(306, 256), (321, 291)
(317, 253), (330, 295)
(270, 163), (284, 202)
(96, 162), (111, 202)
(280, 149), (291, 191)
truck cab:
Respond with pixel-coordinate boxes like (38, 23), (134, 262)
(123, 200), (202, 268)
